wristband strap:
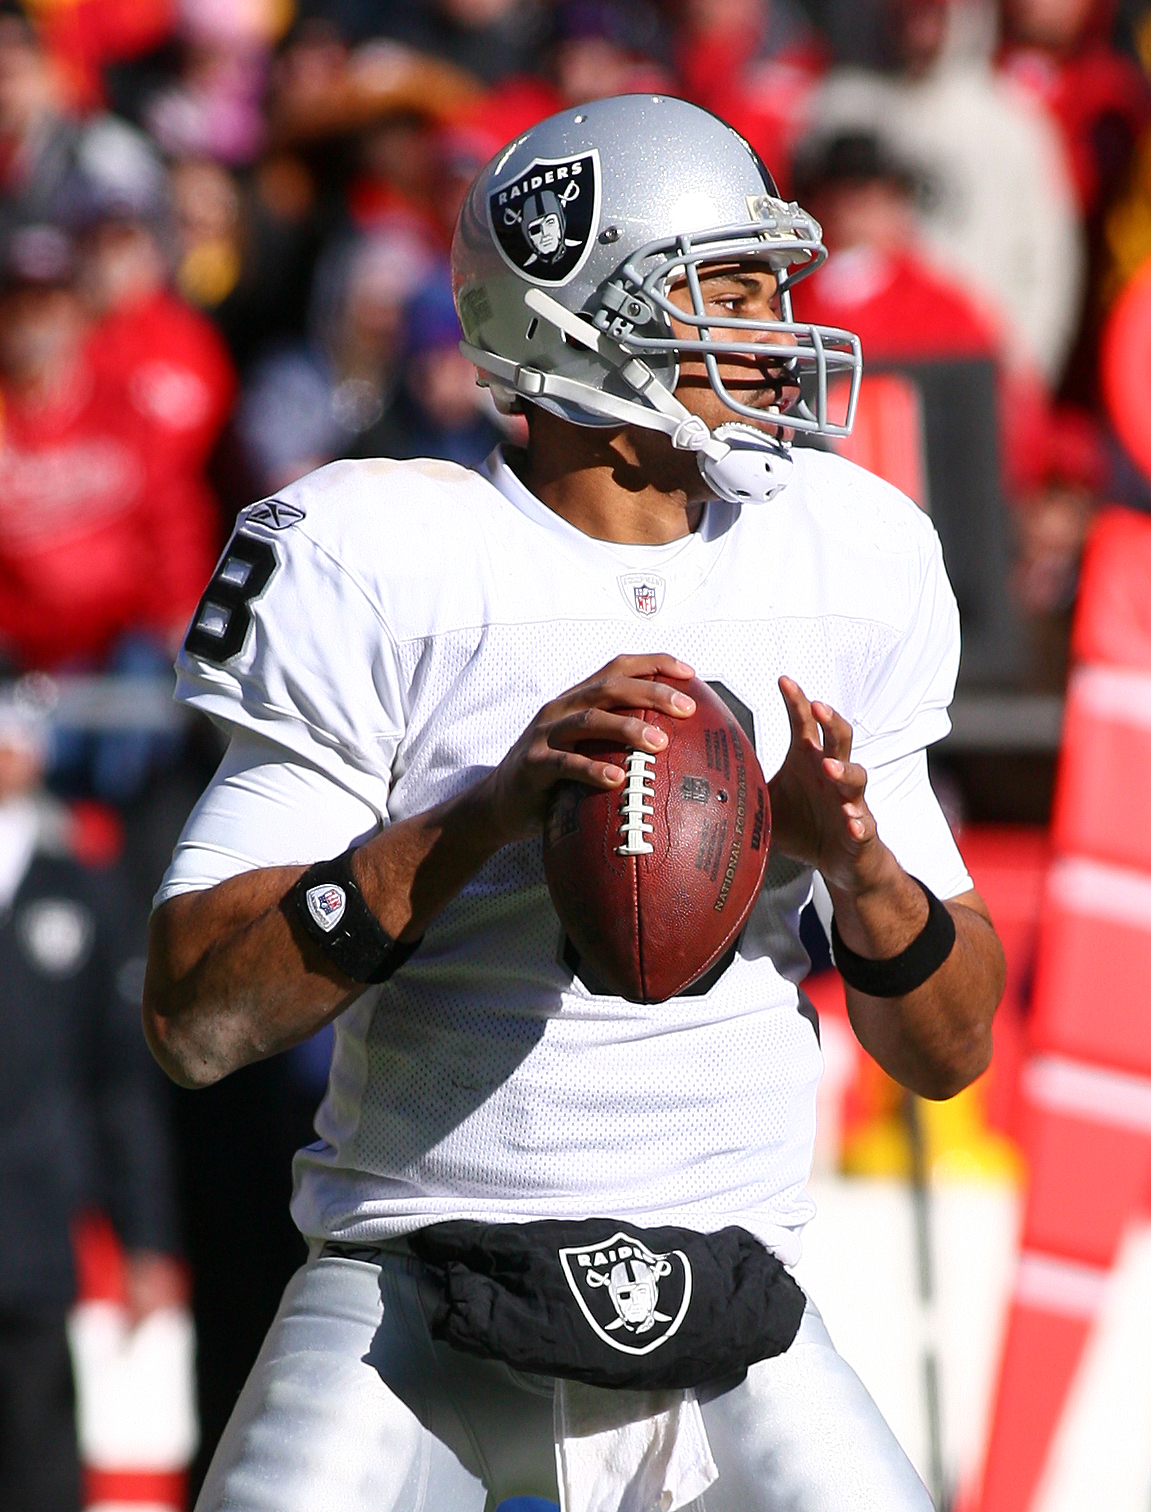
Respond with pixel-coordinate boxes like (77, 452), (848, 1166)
(830, 878), (956, 998)
(292, 849), (420, 985)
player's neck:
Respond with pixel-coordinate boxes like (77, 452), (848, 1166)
(511, 411), (705, 545)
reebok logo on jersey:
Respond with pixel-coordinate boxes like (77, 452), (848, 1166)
(618, 573), (666, 618)
(306, 884), (346, 933)
(558, 1231), (692, 1355)
(488, 151), (600, 286)
(247, 498), (305, 530)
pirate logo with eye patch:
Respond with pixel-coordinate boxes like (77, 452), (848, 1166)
(558, 1230), (692, 1355)
(488, 151), (601, 286)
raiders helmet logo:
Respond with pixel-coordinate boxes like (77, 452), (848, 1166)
(488, 151), (600, 286)
(558, 1231), (692, 1355)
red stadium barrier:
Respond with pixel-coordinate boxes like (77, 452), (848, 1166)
(831, 372), (929, 508)
(1101, 260), (1151, 494)
(1053, 668), (1151, 869)
(977, 508), (1151, 1512)
(1069, 506), (1151, 670)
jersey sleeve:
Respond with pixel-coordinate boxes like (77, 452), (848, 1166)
(863, 749), (972, 901)
(154, 727), (381, 907)
(850, 524), (961, 771)
(174, 503), (405, 816)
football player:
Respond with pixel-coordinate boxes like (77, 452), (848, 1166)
(144, 95), (1005, 1511)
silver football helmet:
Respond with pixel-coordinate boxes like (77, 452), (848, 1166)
(451, 93), (862, 504)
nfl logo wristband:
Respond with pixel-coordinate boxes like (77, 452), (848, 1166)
(292, 848), (421, 985)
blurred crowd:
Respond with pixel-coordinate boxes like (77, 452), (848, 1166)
(0, 0), (1150, 704)
(2, 0), (1151, 1500)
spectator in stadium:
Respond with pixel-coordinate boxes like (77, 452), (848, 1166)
(674, 0), (828, 195)
(168, 150), (323, 373)
(353, 267), (508, 467)
(0, 9), (75, 246)
(345, 105), (455, 249)
(237, 226), (434, 491)
(790, 128), (1056, 498)
(0, 13), (173, 255)
(17, 0), (173, 117)
(999, 0), (1149, 218)
(546, 0), (673, 105)
(74, 136), (236, 504)
(999, 0), (1151, 407)
(813, 0), (1086, 386)
(345, 0), (550, 84)
(142, 0), (287, 167)
(791, 129), (1002, 362)
(0, 222), (218, 672)
(791, 125), (1106, 636)
(0, 686), (184, 1512)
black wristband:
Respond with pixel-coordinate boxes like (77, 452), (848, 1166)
(830, 878), (956, 998)
(293, 849), (420, 985)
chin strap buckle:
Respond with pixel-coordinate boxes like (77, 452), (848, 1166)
(670, 416), (711, 452)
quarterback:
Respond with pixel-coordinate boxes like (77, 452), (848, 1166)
(145, 96), (1004, 1512)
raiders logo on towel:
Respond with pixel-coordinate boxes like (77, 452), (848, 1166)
(410, 1215), (806, 1390)
(559, 1231), (692, 1355)
(488, 151), (600, 286)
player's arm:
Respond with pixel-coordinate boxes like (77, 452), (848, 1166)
(768, 676), (1005, 1100)
(144, 654), (696, 1089)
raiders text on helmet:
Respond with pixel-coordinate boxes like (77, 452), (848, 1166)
(452, 95), (863, 505)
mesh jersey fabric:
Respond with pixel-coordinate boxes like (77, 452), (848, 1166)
(162, 446), (969, 1264)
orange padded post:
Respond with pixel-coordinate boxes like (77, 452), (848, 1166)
(977, 508), (1151, 1512)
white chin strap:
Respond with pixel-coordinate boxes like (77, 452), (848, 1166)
(460, 289), (795, 505)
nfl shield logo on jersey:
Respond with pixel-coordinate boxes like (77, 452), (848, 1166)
(559, 1231), (692, 1355)
(618, 572), (666, 618)
(488, 151), (600, 286)
(305, 884), (346, 933)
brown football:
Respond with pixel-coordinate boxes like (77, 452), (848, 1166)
(542, 675), (771, 1003)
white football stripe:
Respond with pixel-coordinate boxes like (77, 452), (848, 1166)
(1023, 1055), (1151, 1135)
(1047, 856), (1151, 930)
(1016, 1252), (1110, 1318)
(1069, 664), (1151, 733)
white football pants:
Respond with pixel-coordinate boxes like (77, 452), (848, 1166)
(196, 1246), (932, 1512)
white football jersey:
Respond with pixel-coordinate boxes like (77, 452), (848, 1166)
(161, 447), (970, 1264)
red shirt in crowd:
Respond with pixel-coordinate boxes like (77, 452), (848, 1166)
(999, 43), (1150, 215)
(0, 347), (219, 671)
(86, 286), (236, 476)
(792, 245), (1056, 496)
(792, 245), (1001, 361)
(675, 21), (825, 197)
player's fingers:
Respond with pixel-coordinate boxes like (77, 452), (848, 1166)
(811, 701), (854, 762)
(562, 675), (696, 720)
(596, 653), (694, 682)
(778, 675), (822, 747)
(845, 812), (874, 843)
(539, 748), (626, 788)
(547, 709), (668, 754)
(821, 756), (867, 797)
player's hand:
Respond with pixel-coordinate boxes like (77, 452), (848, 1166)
(483, 654), (696, 844)
(767, 675), (886, 893)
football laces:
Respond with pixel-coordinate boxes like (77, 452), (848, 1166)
(617, 749), (657, 855)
